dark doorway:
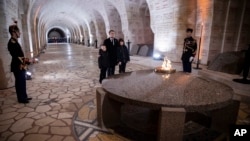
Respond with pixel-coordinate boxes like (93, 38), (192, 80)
(47, 28), (67, 43)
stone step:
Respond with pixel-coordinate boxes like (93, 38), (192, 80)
(198, 69), (250, 103)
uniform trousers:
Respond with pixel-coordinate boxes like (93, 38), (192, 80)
(13, 70), (28, 102)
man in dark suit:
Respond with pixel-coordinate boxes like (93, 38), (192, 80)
(103, 30), (119, 76)
(8, 22), (32, 104)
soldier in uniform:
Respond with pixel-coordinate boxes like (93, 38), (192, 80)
(8, 21), (32, 103)
(181, 28), (197, 73)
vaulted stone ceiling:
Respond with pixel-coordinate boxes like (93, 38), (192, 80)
(29, 0), (149, 40)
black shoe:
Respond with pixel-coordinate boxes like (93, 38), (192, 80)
(18, 100), (29, 104)
(26, 97), (32, 100)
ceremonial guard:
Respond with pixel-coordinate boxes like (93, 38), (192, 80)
(8, 21), (32, 103)
(181, 28), (197, 73)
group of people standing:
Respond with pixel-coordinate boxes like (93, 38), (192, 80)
(98, 30), (130, 83)
(7, 24), (196, 104)
(98, 28), (197, 83)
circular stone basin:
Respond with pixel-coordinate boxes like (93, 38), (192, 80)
(102, 70), (234, 112)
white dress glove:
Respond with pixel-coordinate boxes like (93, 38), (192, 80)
(189, 56), (194, 62)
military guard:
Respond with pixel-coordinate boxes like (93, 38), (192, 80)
(8, 21), (32, 103)
(181, 28), (197, 73)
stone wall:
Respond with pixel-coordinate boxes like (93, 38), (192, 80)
(147, 0), (196, 62)
(209, 0), (250, 64)
(0, 0), (20, 89)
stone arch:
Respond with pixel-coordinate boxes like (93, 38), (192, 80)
(79, 25), (85, 44)
(47, 27), (66, 43)
(103, 1), (124, 39)
(105, 0), (154, 50)
(81, 23), (90, 45)
(93, 10), (107, 46)
(139, 1), (154, 44)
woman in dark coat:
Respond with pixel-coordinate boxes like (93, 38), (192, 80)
(98, 45), (109, 83)
(117, 38), (130, 73)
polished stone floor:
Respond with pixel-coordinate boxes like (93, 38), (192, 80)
(0, 43), (249, 141)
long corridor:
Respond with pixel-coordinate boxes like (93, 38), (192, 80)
(1, 44), (250, 141)
(0, 44), (148, 141)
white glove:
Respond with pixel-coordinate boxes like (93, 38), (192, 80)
(189, 56), (194, 62)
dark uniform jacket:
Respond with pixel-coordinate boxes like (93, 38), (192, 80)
(117, 45), (130, 63)
(8, 38), (25, 72)
(98, 49), (109, 69)
(181, 37), (197, 61)
(103, 38), (119, 67)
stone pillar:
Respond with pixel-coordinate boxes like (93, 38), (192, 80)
(96, 87), (122, 128)
(21, 14), (31, 58)
(0, 0), (19, 89)
(96, 87), (106, 128)
(195, 0), (213, 64)
(89, 22), (96, 46)
(147, 0), (196, 62)
(210, 100), (240, 133)
(158, 107), (186, 141)
(122, 1), (154, 48)
(95, 16), (107, 46)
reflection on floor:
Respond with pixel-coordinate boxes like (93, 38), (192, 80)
(0, 44), (249, 141)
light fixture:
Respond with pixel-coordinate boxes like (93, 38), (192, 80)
(34, 58), (39, 63)
(26, 71), (32, 80)
(153, 52), (164, 60)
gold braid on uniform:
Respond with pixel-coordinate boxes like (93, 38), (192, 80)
(184, 39), (196, 52)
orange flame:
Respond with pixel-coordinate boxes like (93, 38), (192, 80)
(161, 57), (172, 70)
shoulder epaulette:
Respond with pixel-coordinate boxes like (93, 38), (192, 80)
(11, 39), (16, 43)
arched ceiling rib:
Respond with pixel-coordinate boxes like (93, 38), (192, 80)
(29, 0), (150, 42)
(30, 0), (102, 32)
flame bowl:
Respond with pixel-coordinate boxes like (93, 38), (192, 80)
(154, 67), (176, 74)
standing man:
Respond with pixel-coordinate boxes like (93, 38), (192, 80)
(103, 30), (119, 76)
(181, 28), (197, 73)
(8, 21), (32, 103)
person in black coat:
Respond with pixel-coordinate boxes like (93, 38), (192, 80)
(103, 30), (119, 76)
(8, 22), (32, 104)
(181, 28), (197, 73)
(117, 38), (130, 73)
(98, 45), (109, 83)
